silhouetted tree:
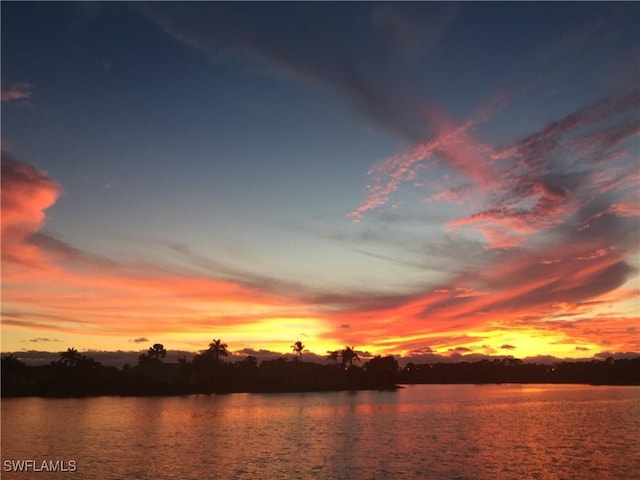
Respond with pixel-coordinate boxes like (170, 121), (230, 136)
(138, 344), (167, 365)
(365, 355), (398, 385)
(1, 354), (27, 388)
(59, 348), (81, 367)
(292, 341), (305, 361)
(177, 356), (190, 373)
(236, 355), (259, 387)
(2, 354), (25, 369)
(341, 346), (360, 369)
(239, 355), (258, 369)
(137, 352), (150, 365)
(327, 350), (339, 365)
(77, 355), (101, 371)
(207, 339), (228, 363)
(2, 351), (640, 397)
(148, 343), (167, 361)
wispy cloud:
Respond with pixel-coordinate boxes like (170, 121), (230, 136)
(1, 152), (62, 270)
(321, 199), (638, 357)
(1, 82), (32, 102)
(1, 152), (330, 349)
(137, 3), (456, 143)
(347, 93), (508, 221)
(351, 88), (638, 235)
(3, 115), (637, 357)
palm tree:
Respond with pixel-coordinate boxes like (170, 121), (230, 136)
(341, 346), (360, 369)
(207, 339), (228, 363)
(59, 347), (81, 367)
(291, 341), (305, 361)
(148, 343), (167, 361)
(327, 350), (339, 365)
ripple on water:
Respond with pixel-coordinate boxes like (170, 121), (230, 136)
(1, 385), (639, 480)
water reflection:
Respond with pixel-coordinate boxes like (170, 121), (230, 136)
(2, 385), (639, 479)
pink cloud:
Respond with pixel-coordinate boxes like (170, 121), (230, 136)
(425, 183), (472, 205)
(1, 156), (62, 268)
(576, 248), (608, 261)
(334, 204), (637, 354)
(3, 137), (638, 358)
(446, 90), (638, 249)
(1, 157), (60, 239)
(350, 85), (639, 256)
(348, 94), (506, 220)
(1, 83), (32, 102)
(493, 89), (639, 164)
(0, 154), (321, 344)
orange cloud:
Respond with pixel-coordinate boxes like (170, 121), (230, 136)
(326, 203), (638, 356)
(1, 155), (62, 269)
(2, 151), (638, 360)
(0, 154), (328, 352)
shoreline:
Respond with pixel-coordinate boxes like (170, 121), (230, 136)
(5, 381), (640, 399)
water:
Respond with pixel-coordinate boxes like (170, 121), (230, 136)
(2, 384), (639, 479)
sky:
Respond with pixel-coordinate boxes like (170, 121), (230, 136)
(1, 2), (639, 364)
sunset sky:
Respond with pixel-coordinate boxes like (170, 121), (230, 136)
(2, 2), (638, 363)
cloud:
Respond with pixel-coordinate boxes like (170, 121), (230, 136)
(137, 3), (456, 143)
(370, 3), (457, 61)
(319, 200), (638, 357)
(409, 346), (435, 355)
(451, 346), (472, 353)
(1, 153), (327, 346)
(501, 344), (516, 350)
(2, 82), (638, 359)
(1, 153), (61, 241)
(594, 351), (640, 361)
(347, 93), (509, 221)
(131, 337), (149, 344)
(28, 338), (61, 343)
(344, 8), (639, 224)
(445, 90), (638, 250)
(1, 152), (62, 271)
(493, 89), (639, 166)
(1, 82), (32, 102)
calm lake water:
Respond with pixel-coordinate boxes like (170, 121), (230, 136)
(2, 384), (639, 479)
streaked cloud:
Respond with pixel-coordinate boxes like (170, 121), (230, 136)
(1, 82), (32, 102)
(1, 152), (62, 270)
(1, 151), (331, 351)
(28, 337), (61, 343)
(137, 2), (456, 142)
(1, 3), (638, 362)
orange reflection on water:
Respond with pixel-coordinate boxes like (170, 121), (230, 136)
(2, 385), (638, 479)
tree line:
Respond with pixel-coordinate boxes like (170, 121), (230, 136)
(1, 339), (394, 397)
(2, 340), (638, 397)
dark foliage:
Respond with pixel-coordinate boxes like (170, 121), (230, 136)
(2, 350), (638, 398)
(398, 357), (640, 385)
